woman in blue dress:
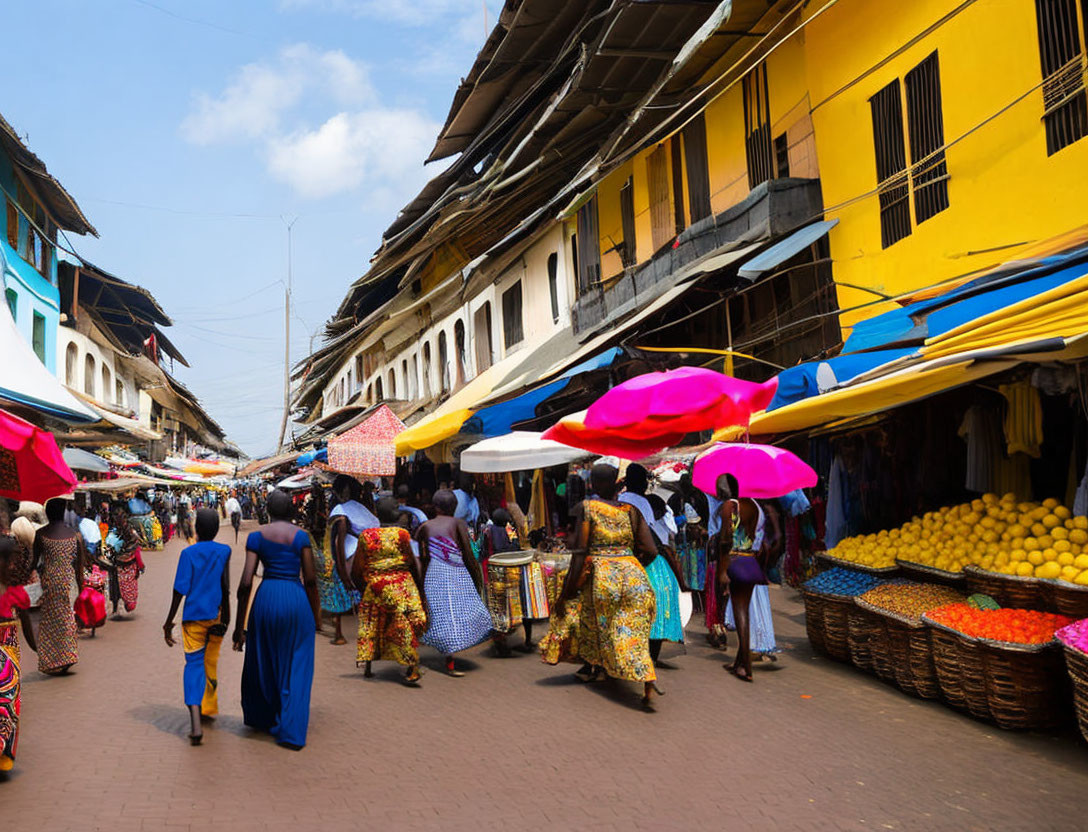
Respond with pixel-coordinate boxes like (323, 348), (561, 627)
(233, 489), (319, 749)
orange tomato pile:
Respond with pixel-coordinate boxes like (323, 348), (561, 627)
(927, 603), (1073, 644)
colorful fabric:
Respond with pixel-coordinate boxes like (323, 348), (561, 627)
(726, 553), (767, 585)
(355, 527), (426, 666)
(131, 514), (163, 550)
(38, 536), (78, 673)
(327, 404), (405, 475)
(725, 585), (777, 654)
(182, 619), (223, 715)
(678, 538), (706, 591)
(646, 555), (683, 642)
(114, 560), (140, 612)
(0, 620), (22, 768)
(522, 561), (550, 620)
(422, 535), (491, 654)
(541, 501), (656, 682)
(329, 500), (379, 561)
(316, 536), (358, 614)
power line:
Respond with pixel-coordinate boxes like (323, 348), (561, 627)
(129, 0), (249, 37)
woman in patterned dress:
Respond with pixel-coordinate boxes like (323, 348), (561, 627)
(106, 509), (143, 617)
(34, 499), (85, 675)
(0, 536), (37, 771)
(418, 490), (492, 677)
(541, 463), (662, 709)
(351, 497), (428, 685)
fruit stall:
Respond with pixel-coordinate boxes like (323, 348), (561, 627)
(802, 493), (1088, 739)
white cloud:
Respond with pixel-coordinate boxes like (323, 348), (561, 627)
(182, 43), (437, 199)
(267, 110), (437, 199)
(180, 44), (373, 145)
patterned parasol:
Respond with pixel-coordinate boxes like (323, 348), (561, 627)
(327, 405), (406, 476)
(0, 407), (77, 502)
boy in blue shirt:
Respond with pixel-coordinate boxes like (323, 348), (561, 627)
(163, 508), (231, 745)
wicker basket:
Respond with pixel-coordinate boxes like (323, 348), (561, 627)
(1041, 581), (1088, 619)
(923, 616), (1069, 730)
(817, 552), (901, 577)
(963, 566), (1045, 611)
(801, 587), (854, 662)
(1061, 645), (1088, 743)
(856, 598), (941, 699)
(927, 624), (971, 712)
(847, 607), (882, 671)
(896, 559), (967, 587)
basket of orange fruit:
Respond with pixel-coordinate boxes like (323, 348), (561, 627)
(923, 603), (1073, 730)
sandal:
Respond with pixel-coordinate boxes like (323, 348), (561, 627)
(726, 663), (753, 682)
(402, 668), (423, 687)
(188, 733), (203, 746)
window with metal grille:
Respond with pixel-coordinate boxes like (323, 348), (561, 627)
(870, 79), (911, 248)
(670, 137), (686, 234)
(683, 114), (712, 223)
(743, 63), (774, 189)
(905, 52), (950, 224)
(647, 145), (673, 250)
(575, 196), (601, 294)
(502, 281), (524, 349)
(1035, 0), (1088, 155)
(547, 253), (560, 322)
(774, 133), (790, 178)
(619, 177), (637, 268)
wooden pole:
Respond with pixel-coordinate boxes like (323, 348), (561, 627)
(276, 218), (297, 451)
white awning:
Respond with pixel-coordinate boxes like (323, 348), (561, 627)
(73, 393), (163, 440)
(460, 431), (592, 473)
(0, 267), (97, 423)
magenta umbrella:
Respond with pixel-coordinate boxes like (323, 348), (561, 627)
(582, 367), (777, 440)
(0, 408), (77, 503)
(692, 442), (817, 499)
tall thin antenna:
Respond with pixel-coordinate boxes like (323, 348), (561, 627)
(277, 216), (298, 452)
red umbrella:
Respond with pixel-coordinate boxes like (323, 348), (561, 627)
(541, 410), (685, 460)
(692, 442), (817, 499)
(0, 408), (77, 503)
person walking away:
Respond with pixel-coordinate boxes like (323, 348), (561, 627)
(163, 509), (231, 746)
(33, 499), (85, 675)
(323, 475), (379, 645)
(453, 472), (481, 530)
(177, 492), (195, 544)
(724, 499), (781, 662)
(485, 507), (547, 655)
(0, 536), (37, 771)
(396, 484), (429, 531)
(105, 509), (143, 617)
(417, 490), (492, 676)
(351, 497), (428, 685)
(714, 473), (766, 682)
(618, 464), (688, 667)
(78, 505), (110, 636)
(225, 492), (242, 543)
(541, 464), (662, 709)
(233, 490), (318, 750)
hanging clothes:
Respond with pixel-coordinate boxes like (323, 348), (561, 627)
(825, 455), (849, 549)
(999, 381), (1044, 458)
(958, 405), (1002, 494)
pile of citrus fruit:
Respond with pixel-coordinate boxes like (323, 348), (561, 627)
(825, 493), (1088, 584)
(926, 603), (1072, 645)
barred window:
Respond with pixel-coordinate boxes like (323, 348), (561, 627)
(619, 177), (637, 268)
(904, 52), (950, 224)
(1035, 0), (1088, 155)
(743, 62), (773, 189)
(870, 79), (911, 248)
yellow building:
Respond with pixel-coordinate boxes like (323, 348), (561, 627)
(584, 0), (1088, 358)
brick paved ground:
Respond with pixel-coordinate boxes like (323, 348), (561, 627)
(3, 521), (1087, 830)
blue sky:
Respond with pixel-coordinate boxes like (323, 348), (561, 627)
(5, 0), (499, 455)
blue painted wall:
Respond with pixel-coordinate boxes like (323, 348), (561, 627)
(0, 152), (60, 373)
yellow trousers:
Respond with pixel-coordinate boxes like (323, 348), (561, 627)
(182, 619), (223, 716)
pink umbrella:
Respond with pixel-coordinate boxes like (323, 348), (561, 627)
(692, 442), (817, 499)
(0, 408), (77, 503)
(582, 367), (777, 439)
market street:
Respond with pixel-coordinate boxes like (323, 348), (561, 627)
(1, 521), (1084, 831)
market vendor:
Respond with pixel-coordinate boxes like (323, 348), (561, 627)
(484, 507), (549, 655)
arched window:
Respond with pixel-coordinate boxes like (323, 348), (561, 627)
(437, 331), (449, 393)
(116, 378), (125, 408)
(454, 319), (466, 384)
(547, 252), (560, 322)
(84, 354), (96, 397)
(422, 342), (432, 397)
(401, 359), (409, 398)
(101, 365), (111, 402)
(366, 383), (372, 404)
(339, 378), (346, 405)
(375, 377), (384, 401)
(65, 342), (78, 386)
(388, 368), (396, 398)
(410, 354), (419, 399)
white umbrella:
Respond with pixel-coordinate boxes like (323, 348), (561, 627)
(460, 431), (592, 473)
(62, 447), (111, 473)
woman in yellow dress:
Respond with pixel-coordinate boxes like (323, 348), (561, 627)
(541, 463), (663, 709)
(351, 498), (429, 685)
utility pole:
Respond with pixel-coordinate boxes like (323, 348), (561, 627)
(277, 216), (298, 451)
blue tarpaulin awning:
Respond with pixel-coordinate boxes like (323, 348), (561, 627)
(737, 220), (838, 281)
(461, 347), (623, 437)
(768, 347), (916, 411)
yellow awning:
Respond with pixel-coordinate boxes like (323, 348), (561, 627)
(395, 408), (474, 456)
(720, 358), (1017, 438)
